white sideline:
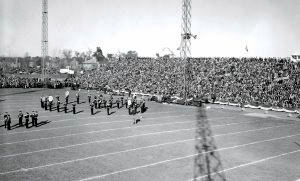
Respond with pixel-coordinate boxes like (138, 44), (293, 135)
(191, 150), (300, 181)
(77, 134), (300, 180)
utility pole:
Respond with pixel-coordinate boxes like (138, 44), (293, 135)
(41, 0), (48, 81)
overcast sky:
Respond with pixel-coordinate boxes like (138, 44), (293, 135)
(1, 0), (300, 57)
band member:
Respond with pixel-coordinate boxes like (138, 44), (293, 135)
(65, 90), (69, 104)
(34, 111), (38, 126)
(3, 112), (8, 129)
(25, 112), (30, 128)
(41, 96), (44, 108)
(121, 97), (124, 107)
(18, 110), (23, 126)
(6, 114), (11, 130)
(88, 93), (91, 104)
(49, 95), (53, 111)
(93, 96), (97, 109)
(134, 101), (138, 114)
(116, 98), (120, 109)
(109, 99), (113, 108)
(31, 111), (35, 127)
(64, 103), (67, 113)
(44, 97), (48, 110)
(90, 104), (94, 115)
(141, 99), (146, 113)
(57, 100), (60, 112)
(76, 92), (80, 104)
(98, 98), (102, 109)
(56, 95), (60, 102)
(128, 89), (132, 97)
(72, 103), (76, 114)
(42, 96), (46, 107)
(128, 98), (132, 115)
(103, 99), (107, 108)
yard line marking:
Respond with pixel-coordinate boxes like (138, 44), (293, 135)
(38, 109), (178, 119)
(0, 119), (193, 146)
(1, 114), (233, 138)
(0, 111), (192, 135)
(0, 113), (193, 136)
(191, 149), (300, 181)
(75, 133), (300, 180)
(0, 122), (297, 160)
(0, 120), (249, 158)
(1, 126), (299, 176)
(0, 115), (235, 145)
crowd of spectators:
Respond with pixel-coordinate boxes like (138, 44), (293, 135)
(0, 75), (65, 89)
(1, 56), (299, 109)
(77, 57), (300, 109)
(0, 75), (43, 88)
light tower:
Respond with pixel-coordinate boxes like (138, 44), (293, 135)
(179, 1), (227, 180)
(41, 0), (48, 81)
(180, 0), (196, 104)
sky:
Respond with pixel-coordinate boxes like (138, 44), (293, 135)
(0, 0), (300, 57)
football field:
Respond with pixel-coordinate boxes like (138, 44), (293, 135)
(0, 88), (300, 181)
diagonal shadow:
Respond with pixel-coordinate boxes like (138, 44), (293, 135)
(76, 110), (84, 114)
(36, 120), (51, 127)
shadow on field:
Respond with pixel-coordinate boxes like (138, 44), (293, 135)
(0, 89), (45, 97)
(10, 123), (23, 130)
(193, 104), (227, 181)
(76, 110), (84, 114)
(94, 110), (101, 115)
(36, 120), (51, 127)
(108, 111), (116, 115)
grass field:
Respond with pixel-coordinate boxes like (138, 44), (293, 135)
(0, 88), (300, 181)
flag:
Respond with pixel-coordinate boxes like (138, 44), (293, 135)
(245, 45), (248, 52)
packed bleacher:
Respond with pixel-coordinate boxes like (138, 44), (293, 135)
(0, 75), (64, 89)
(1, 57), (300, 110)
(77, 57), (300, 110)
